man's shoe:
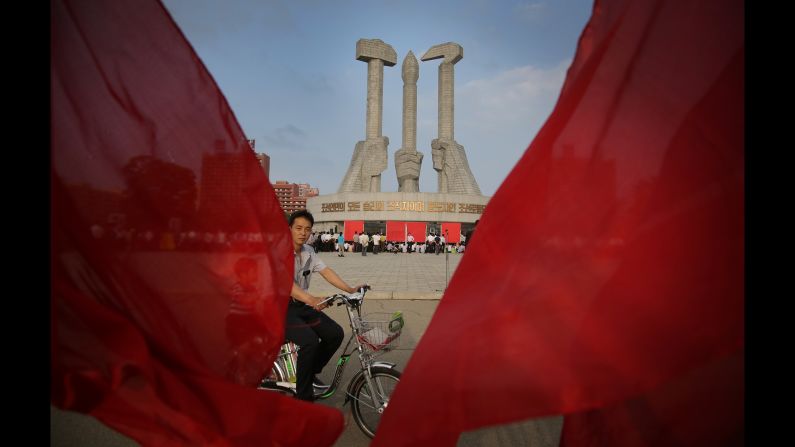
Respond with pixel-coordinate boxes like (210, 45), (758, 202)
(312, 376), (331, 391)
(313, 376), (331, 394)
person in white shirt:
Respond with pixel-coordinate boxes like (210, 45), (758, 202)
(286, 210), (367, 401)
(359, 232), (369, 256)
(372, 232), (381, 255)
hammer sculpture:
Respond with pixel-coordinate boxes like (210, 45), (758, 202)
(339, 39), (396, 193)
(421, 42), (481, 195)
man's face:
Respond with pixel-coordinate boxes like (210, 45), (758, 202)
(290, 217), (312, 246)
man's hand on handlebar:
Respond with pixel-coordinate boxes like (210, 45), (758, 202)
(350, 284), (370, 294)
(311, 296), (329, 311)
(314, 285), (371, 310)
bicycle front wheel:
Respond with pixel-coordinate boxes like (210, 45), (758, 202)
(350, 366), (401, 438)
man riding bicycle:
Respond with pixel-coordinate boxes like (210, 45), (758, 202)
(286, 210), (367, 401)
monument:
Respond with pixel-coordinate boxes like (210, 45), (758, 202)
(339, 39), (396, 193)
(394, 51), (423, 192)
(307, 39), (489, 243)
(422, 43), (481, 195)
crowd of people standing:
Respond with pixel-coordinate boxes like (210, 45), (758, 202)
(306, 226), (476, 256)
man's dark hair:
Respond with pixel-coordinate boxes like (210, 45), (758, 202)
(288, 210), (314, 227)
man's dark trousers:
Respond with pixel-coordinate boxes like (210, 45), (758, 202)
(284, 301), (344, 401)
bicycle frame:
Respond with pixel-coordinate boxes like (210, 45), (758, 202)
(262, 289), (398, 411)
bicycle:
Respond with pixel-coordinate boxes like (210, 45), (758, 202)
(258, 286), (404, 438)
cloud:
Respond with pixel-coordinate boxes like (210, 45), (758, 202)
(515, 2), (546, 21)
(458, 59), (570, 133)
(453, 59), (571, 194)
(286, 69), (335, 96)
(260, 124), (308, 151)
(162, 0), (296, 44)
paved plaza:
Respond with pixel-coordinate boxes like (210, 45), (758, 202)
(307, 249), (464, 299)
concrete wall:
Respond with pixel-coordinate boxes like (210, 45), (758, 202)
(306, 192), (489, 223)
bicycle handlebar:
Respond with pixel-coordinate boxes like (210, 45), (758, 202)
(318, 284), (370, 307)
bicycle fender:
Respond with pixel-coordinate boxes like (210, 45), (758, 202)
(343, 363), (396, 406)
(372, 361), (397, 370)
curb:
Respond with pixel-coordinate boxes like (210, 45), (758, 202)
(392, 291), (443, 300)
(308, 290), (443, 300)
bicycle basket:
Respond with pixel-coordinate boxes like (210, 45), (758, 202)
(353, 311), (404, 355)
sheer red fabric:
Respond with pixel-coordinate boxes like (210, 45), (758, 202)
(373, 0), (743, 445)
(51, 0), (343, 445)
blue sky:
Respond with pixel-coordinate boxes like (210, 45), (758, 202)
(161, 0), (593, 196)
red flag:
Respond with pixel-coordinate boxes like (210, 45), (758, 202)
(386, 221), (405, 243)
(344, 220), (365, 241)
(440, 223), (460, 244)
(51, 0), (343, 444)
(373, 0), (743, 445)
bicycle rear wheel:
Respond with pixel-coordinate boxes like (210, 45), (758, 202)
(350, 366), (401, 438)
(257, 364), (297, 396)
(262, 362), (285, 382)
